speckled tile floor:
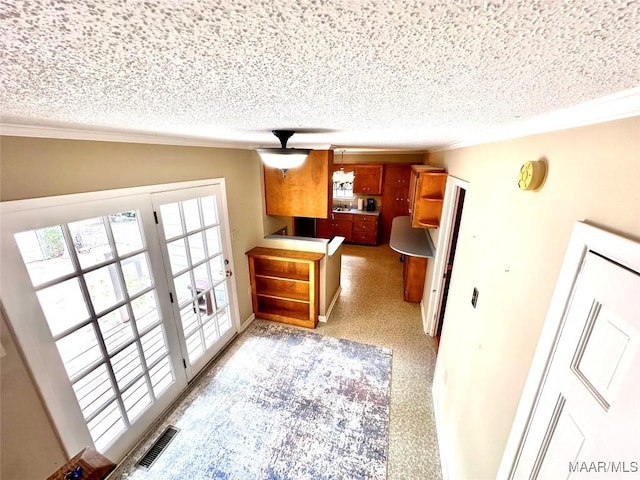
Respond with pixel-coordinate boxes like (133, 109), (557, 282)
(317, 243), (442, 480)
(111, 243), (442, 480)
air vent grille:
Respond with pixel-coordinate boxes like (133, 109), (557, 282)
(135, 425), (180, 471)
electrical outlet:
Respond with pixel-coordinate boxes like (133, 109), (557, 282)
(471, 288), (479, 308)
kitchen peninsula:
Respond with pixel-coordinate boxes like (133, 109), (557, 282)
(389, 216), (435, 302)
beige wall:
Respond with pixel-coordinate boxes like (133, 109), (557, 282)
(335, 152), (423, 164)
(428, 117), (640, 479)
(0, 135), (265, 477)
(1, 306), (67, 479)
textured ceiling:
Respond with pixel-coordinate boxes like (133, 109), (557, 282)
(1, 0), (639, 150)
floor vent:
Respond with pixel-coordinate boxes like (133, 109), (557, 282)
(135, 425), (180, 471)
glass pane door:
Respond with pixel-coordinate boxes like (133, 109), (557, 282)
(152, 184), (238, 379)
(0, 195), (188, 461)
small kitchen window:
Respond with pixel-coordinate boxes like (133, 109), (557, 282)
(333, 181), (354, 199)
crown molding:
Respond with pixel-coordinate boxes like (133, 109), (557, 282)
(436, 87), (640, 151)
(335, 148), (426, 155)
(0, 123), (251, 150)
(2, 88), (638, 152)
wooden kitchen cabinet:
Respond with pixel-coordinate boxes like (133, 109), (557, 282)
(315, 218), (334, 239)
(353, 165), (383, 194)
(403, 255), (428, 303)
(380, 164), (412, 243)
(333, 213), (353, 241)
(264, 150), (332, 218)
(408, 166), (447, 228)
(383, 164), (412, 187)
(315, 212), (377, 244)
(352, 214), (378, 245)
(315, 213), (353, 242)
(247, 247), (324, 328)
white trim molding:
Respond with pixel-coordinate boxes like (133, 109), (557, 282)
(240, 314), (256, 332)
(2, 89), (637, 152)
(438, 87), (640, 151)
(425, 176), (470, 336)
(319, 286), (342, 323)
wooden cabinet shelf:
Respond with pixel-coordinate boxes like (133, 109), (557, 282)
(416, 219), (440, 228)
(247, 247), (323, 328)
(409, 166), (447, 229)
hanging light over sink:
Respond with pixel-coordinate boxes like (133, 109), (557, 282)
(332, 150), (355, 184)
(256, 130), (311, 178)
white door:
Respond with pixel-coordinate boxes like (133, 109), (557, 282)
(151, 185), (237, 380)
(0, 179), (240, 461)
(499, 223), (640, 479)
(0, 194), (188, 461)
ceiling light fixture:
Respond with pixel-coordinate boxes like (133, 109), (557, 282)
(332, 150), (355, 184)
(256, 130), (311, 178)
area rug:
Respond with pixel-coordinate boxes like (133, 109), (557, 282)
(111, 320), (392, 480)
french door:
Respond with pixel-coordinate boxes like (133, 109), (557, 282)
(151, 186), (236, 380)
(0, 181), (238, 461)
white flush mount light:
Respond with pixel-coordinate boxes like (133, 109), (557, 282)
(256, 130), (311, 178)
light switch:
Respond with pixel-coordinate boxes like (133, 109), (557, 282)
(471, 288), (479, 308)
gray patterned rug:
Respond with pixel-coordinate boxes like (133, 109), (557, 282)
(111, 320), (392, 480)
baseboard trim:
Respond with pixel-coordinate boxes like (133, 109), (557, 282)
(240, 314), (255, 332)
(319, 286), (342, 323)
(433, 378), (452, 480)
(420, 298), (430, 335)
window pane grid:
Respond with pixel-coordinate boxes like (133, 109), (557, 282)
(15, 210), (174, 452)
(28, 245), (150, 294)
(160, 195), (227, 367)
(51, 284), (156, 342)
(161, 198), (220, 243)
(149, 357), (174, 397)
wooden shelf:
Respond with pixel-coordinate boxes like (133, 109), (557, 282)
(247, 247), (323, 329)
(409, 168), (447, 229)
(417, 219), (440, 228)
(255, 278), (310, 302)
(255, 273), (309, 284)
(257, 299), (311, 322)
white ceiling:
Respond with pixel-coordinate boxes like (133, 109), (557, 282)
(1, 0), (639, 151)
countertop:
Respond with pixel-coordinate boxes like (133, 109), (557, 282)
(332, 208), (380, 216)
(389, 216), (436, 258)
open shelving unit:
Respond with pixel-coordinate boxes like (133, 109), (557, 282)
(246, 247), (324, 328)
(410, 169), (447, 228)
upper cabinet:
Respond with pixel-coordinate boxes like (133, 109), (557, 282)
(264, 150), (333, 218)
(353, 165), (383, 194)
(408, 165), (447, 228)
(379, 164), (413, 243)
(383, 164), (412, 186)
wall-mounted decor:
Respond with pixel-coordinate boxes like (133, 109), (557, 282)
(517, 160), (547, 191)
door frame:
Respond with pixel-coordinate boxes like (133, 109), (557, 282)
(497, 221), (640, 479)
(424, 175), (469, 336)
